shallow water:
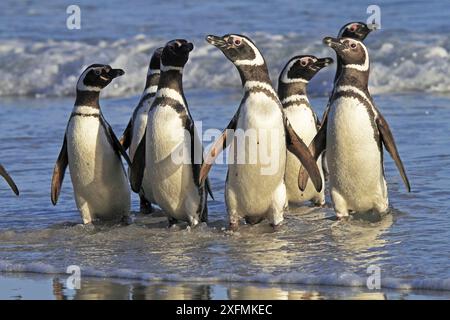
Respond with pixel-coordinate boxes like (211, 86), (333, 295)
(1, 0), (450, 298)
(1, 90), (450, 294)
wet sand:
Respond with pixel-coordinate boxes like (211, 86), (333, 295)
(1, 273), (450, 300)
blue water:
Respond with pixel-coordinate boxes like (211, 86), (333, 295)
(0, 0), (450, 298)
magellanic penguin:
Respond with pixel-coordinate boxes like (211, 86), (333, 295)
(200, 34), (322, 230)
(300, 37), (411, 218)
(334, 22), (372, 86)
(0, 164), (19, 195)
(120, 47), (163, 214)
(321, 22), (373, 176)
(278, 55), (333, 207)
(130, 39), (212, 227)
(51, 64), (132, 224)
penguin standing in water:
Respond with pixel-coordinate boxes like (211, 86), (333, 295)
(51, 64), (131, 224)
(321, 22), (372, 175)
(200, 34), (322, 230)
(0, 164), (19, 195)
(300, 37), (410, 218)
(120, 47), (163, 214)
(131, 39), (212, 227)
(278, 55), (333, 207)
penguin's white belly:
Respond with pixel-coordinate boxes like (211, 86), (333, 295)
(130, 105), (154, 202)
(327, 97), (387, 213)
(227, 93), (286, 217)
(145, 105), (200, 221)
(284, 105), (324, 205)
(67, 115), (130, 221)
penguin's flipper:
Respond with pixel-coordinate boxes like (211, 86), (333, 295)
(101, 116), (132, 168)
(130, 132), (146, 193)
(119, 118), (133, 151)
(298, 109), (329, 190)
(0, 164), (19, 196)
(51, 135), (68, 204)
(376, 113), (411, 192)
(284, 119), (323, 193)
(205, 178), (214, 200)
(184, 117), (214, 200)
(198, 112), (239, 185)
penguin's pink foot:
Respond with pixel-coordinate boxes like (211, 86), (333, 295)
(270, 223), (282, 232)
(229, 222), (239, 232)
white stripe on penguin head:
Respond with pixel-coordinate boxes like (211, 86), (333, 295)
(344, 40), (370, 72)
(234, 37), (265, 67)
(280, 58), (309, 84)
(76, 67), (102, 92)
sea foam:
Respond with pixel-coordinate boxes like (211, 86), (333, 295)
(1, 259), (450, 292)
(1, 32), (450, 98)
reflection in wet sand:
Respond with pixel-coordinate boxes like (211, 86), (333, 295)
(52, 277), (213, 300)
(228, 285), (323, 300)
(131, 283), (211, 300)
(347, 292), (387, 300)
(48, 277), (396, 300)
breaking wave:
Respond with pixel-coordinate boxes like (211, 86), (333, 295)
(1, 32), (450, 98)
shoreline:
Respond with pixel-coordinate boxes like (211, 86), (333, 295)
(1, 272), (450, 300)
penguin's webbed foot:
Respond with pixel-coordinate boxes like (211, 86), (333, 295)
(270, 223), (282, 232)
(168, 217), (178, 228)
(120, 215), (133, 226)
(139, 197), (153, 215)
(313, 202), (327, 208)
(335, 213), (350, 221)
(229, 222), (239, 232)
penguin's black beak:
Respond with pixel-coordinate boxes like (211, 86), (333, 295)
(323, 37), (345, 51)
(314, 57), (334, 69)
(357, 24), (373, 39)
(181, 42), (194, 53)
(206, 35), (228, 48)
(107, 68), (125, 79)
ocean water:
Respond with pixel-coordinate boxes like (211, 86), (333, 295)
(1, 0), (450, 299)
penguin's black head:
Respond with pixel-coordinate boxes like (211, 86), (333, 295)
(279, 55), (333, 84)
(323, 37), (369, 69)
(77, 64), (125, 91)
(206, 34), (265, 67)
(339, 22), (372, 41)
(149, 47), (164, 71)
(161, 40), (194, 70)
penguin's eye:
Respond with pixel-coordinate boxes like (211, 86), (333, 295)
(350, 43), (357, 49)
(233, 39), (241, 46)
(300, 60), (308, 66)
(350, 24), (358, 32)
(94, 69), (101, 76)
